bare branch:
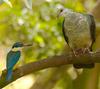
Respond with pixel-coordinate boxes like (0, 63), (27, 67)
(0, 51), (100, 88)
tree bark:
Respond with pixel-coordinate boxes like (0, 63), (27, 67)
(0, 51), (100, 88)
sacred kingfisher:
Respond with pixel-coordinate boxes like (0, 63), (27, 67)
(6, 42), (32, 81)
(58, 7), (96, 68)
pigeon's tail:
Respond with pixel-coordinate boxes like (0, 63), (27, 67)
(6, 68), (13, 81)
(73, 63), (94, 69)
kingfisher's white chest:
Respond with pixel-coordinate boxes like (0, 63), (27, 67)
(11, 47), (22, 52)
(64, 12), (91, 49)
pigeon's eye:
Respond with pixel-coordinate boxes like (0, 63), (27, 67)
(60, 9), (63, 12)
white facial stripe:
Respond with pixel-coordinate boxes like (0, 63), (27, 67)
(12, 47), (22, 51)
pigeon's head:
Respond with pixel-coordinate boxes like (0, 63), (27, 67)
(57, 7), (72, 18)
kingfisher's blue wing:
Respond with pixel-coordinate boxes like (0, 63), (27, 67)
(6, 51), (21, 70)
(6, 51), (20, 81)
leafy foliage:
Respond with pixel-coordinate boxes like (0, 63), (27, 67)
(0, 0), (99, 89)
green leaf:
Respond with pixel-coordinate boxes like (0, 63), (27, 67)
(3, 0), (12, 7)
(23, 0), (32, 9)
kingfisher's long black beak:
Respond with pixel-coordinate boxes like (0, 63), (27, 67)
(23, 43), (33, 47)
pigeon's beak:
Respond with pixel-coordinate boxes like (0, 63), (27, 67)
(23, 43), (33, 47)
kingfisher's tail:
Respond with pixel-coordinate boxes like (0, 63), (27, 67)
(6, 69), (13, 81)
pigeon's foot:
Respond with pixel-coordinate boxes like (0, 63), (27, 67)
(73, 48), (95, 69)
